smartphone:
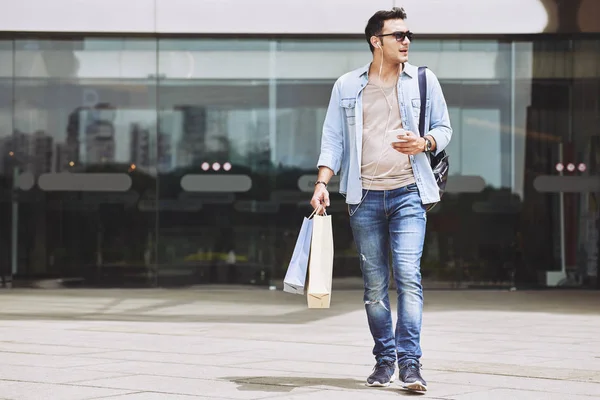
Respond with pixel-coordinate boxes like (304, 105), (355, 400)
(389, 128), (408, 144)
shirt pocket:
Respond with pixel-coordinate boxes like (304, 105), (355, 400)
(411, 98), (431, 124)
(340, 98), (356, 126)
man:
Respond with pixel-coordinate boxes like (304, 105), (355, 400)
(310, 7), (452, 392)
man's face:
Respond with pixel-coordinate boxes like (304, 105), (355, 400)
(378, 19), (411, 64)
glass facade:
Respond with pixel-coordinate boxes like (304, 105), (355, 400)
(0, 36), (598, 289)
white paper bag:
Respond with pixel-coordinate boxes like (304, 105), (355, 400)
(306, 213), (334, 308)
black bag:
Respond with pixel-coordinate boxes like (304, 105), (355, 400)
(418, 66), (449, 211)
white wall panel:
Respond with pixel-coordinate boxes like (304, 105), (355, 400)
(155, 0), (392, 34)
(1, 0), (558, 34)
(398, 0), (549, 34)
(0, 0), (156, 32)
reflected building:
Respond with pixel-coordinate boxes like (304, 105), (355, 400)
(130, 123), (151, 170)
(176, 106), (207, 168)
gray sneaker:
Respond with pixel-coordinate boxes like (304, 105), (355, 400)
(366, 360), (396, 387)
(399, 359), (427, 392)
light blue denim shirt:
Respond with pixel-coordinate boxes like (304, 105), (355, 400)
(317, 62), (452, 206)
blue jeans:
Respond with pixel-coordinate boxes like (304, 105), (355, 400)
(349, 183), (426, 365)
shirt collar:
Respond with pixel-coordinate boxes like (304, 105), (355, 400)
(359, 62), (417, 79)
(402, 62), (417, 78)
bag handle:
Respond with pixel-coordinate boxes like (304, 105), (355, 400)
(418, 66), (427, 137)
(308, 205), (327, 219)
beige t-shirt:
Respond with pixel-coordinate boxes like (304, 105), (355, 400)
(361, 82), (415, 190)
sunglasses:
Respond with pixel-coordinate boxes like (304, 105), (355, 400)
(376, 31), (413, 42)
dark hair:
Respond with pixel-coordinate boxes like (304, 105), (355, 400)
(365, 7), (407, 53)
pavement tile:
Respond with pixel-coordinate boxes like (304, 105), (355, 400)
(0, 352), (118, 369)
(530, 358), (600, 372)
(422, 350), (557, 366)
(79, 350), (269, 367)
(581, 374), (600, 384)
(89, 393), (212, 399)
(448, 388), (599, 400)
(0, 364), (132, 385)
(233, 349), (374, 366)
(75, 361), (292, 381)
(435, 371), (600, 397)
(499, 347), (600, 359)
(424, 359), (595, 380)
(258, 389), (402, 399)
(235, 360), (374, 378)
(0, 381), (133, 400)
(0, 342), (110, 356)
(74, 375), (317, 399)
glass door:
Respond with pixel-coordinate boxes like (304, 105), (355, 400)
(11, 38), (159, 287)
(521, 77), (600, 288)
(0, 40), (13, 288)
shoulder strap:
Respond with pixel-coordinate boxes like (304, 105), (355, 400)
(418, 66), (427, 137)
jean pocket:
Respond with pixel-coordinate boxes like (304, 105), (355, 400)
(406, 183), (419, 192)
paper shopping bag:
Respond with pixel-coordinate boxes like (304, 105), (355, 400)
(306, 213), (334, 308)
(283, 215), (314, 295)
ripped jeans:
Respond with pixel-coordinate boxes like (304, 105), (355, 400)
(349, 183), (427, 365)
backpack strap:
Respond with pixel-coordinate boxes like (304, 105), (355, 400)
(418, 66), (427, 137)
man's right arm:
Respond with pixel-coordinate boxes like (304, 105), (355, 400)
(310, 166), (334, 211)
(312, 79), (344, 212)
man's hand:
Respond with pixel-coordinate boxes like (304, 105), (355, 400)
(310, 183), (330, 215)
(390, 131), (425, 155)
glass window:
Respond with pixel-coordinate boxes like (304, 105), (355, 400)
(1, 35), (597, 291)
(515, 38), (600, 288)
(0, 40), (13, 286)
(12, 38), (158, 283)
(156, 39), (274, 285)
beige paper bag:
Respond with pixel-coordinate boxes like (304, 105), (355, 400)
(306, 213), (334, 308)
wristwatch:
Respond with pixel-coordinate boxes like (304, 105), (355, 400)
(423, 137), (433, 153)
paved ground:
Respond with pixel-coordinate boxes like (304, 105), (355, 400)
(0, 288), (599, 399)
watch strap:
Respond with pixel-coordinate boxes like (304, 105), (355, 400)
(424, 137), (432, 153)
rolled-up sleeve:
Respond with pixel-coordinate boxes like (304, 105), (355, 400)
(427, 70), (452, 156)
(317, 80), (344, 174)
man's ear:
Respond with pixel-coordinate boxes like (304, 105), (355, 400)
(371, 36), (380, 48)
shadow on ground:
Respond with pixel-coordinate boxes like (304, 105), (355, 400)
(1, 289), (599, 324)
(224, 376), (425, 396)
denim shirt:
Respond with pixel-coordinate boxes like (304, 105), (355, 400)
(317, 62), (452, 206)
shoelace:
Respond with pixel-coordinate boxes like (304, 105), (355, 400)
(373, 360), (394, 372)
(401, 361), (423, 371)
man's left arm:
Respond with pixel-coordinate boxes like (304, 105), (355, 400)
(423, 70), (452, 156)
